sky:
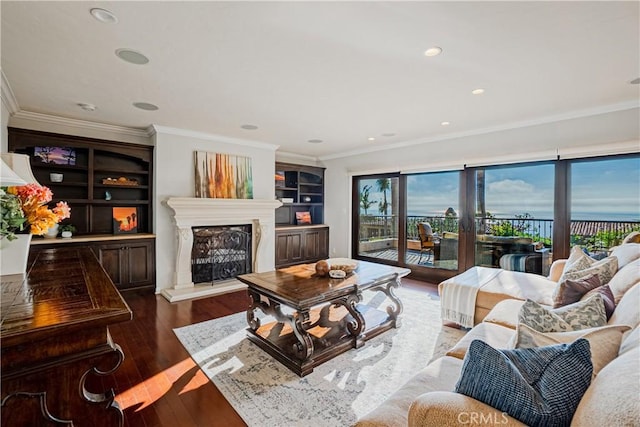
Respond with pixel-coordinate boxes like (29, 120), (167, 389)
(359, 156), (640, 221)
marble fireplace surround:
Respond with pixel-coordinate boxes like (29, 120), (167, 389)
(162, 197), (282, 302)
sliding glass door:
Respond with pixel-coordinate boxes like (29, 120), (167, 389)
(353, 175), (400, 264)
(405, 171), (460, 271)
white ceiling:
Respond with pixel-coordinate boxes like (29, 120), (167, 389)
(2, 1), (639, 159)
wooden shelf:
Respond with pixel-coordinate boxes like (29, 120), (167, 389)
(9, 127), (154, 236)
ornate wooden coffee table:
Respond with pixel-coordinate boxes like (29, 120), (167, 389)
(237, 260), (410, 376)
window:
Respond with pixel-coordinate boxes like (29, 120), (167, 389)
(570, 155), (640, 256)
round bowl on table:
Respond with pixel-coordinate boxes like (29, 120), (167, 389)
(326, 258), (359, 274)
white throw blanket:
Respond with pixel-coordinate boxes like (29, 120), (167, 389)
(440, 267), (502, 328)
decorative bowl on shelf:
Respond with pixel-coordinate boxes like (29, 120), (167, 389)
(326, 258), (358, 274)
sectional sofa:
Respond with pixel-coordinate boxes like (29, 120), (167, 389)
(356, 241), (640, 426)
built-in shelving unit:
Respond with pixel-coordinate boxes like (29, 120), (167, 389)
(9, 127), (156, 291)
(275, 162), (325, 225)
(274, 162), (328, 268)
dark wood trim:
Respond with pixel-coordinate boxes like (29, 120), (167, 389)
(553, 159), (571, 260)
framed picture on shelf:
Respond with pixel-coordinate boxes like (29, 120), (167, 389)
(112, 207), (138, 234)
(34, 146), (76, 165)
(295, 211), (312, 225)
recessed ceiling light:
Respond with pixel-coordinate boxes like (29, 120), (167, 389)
(133, 102), (158, 111)
(471, 88), (485, 95)
(382, 133), (396, 137)
(240, 124), (258, 130)
(424, 47), (442, 57)
(90, 8), (118, 24)
(115, 49), (149, 65)
(368, 137), (376, 141)
(307, 139), (323, 144)
(631, 78), (640, 85)
(77, 103), (96, 111)
(441, 121), (450, 126)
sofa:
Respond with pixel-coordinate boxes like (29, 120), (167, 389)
(356, 241), (640, 427)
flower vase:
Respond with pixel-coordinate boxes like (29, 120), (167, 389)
(44, 223), (59, 239)
(0, 234), (33, 280)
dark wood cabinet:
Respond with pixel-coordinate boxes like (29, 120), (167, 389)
(275, 226), (329, 268)
(30, 236), (156, 291)
(93, 238), (155, 290)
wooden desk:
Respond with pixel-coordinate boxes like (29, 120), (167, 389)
(1, 247), (132, 426)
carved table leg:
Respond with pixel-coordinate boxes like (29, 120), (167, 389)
(332, 291), (366, 348)
(246, 291), (314, 361)
(370, 273), (404, 328)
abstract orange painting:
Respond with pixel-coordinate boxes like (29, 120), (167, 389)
(194, 152), (253, 199)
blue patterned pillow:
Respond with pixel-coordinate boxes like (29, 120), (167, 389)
(454, 339), (593, 427)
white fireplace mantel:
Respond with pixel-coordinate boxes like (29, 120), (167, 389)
(161, 197), (282, 302)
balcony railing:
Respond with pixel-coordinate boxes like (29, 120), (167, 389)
(359, 214), (639, 253)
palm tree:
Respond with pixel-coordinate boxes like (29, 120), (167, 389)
(376, 178), (391, 237)
(360, 185), (376, 215)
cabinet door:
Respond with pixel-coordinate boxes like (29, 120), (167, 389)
(93, 243), (125, 287)
(275, 231), (304, 267)
(124, 241), (154, 286)
(303, 228), (329, 261)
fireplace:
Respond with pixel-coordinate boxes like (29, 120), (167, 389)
(191, 225), (252, 284)
(162, 197), (282, 302)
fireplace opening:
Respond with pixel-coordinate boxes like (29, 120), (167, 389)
(191, 225), (252, 284)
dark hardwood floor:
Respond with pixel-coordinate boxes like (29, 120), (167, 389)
(107, 278), (439, 427)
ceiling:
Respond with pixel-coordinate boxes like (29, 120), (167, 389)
(2, 1), (639, 159)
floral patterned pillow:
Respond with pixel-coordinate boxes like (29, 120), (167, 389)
(518, 294), (607, 333)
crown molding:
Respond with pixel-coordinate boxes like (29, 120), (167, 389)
(1, 70), (20, 114)
(11, 110), (152, 138)
(151, 124), (280, 151)
(319, 100), (640, 161)
(275, 150), (319, 163)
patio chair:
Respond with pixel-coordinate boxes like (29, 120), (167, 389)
(417, 222), (436, 264)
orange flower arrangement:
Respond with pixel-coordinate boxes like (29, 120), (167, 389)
(6, 184), (70, 235)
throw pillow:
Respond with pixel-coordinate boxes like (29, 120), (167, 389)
(553, 274), (601, 308)
(557, 246), (595, 283)
(518, 294), (607, 333)
(558, 255), (618, 288)
(581, 284), (616, 320)
(454, 339), (592, 427)
(513, 324), (629, 377)
(607, 258), (640, 303)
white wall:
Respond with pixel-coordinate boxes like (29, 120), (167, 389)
(321, 107), (640, 259)
(154, 127), (278, 293)
(1, 100), (9, 152)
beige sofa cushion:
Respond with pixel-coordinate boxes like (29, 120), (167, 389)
(482, 299), (526, 329)
(570, 346), (640, 427)
(513, 324), (630, 377)
(355, 356), (463, 427)
(607, 259), (640, 304)
(409, 391), (527, 427)
(619, 326), (639, 357)
(608, 282), (640, 328)
(446, 322), (514, 359)
(610, 242), (640, 269)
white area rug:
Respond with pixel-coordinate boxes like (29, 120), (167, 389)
(174, 287), (466, 427)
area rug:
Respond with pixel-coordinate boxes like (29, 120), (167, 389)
(174, 287), (466, 427)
